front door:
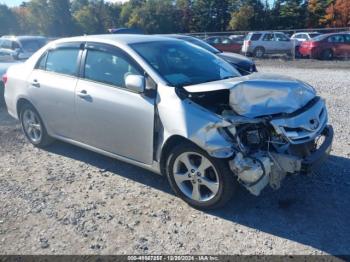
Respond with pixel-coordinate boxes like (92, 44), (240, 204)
(74, 43), (155, 164)
(274, 33), (292, 53)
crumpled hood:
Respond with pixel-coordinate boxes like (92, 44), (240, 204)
(183, 73), (316, 118)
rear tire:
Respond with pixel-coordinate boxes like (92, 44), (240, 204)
(253, 47), (265, 58)
(295, 46), (301, 58)
(166, 142), (237, 210)
(20, 103), (54, 147)
(321, 49), (333, 60)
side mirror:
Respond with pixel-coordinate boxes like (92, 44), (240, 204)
(125, 75), (145, 93)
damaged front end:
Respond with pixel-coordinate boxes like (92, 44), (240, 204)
(181, 74), (333, 196)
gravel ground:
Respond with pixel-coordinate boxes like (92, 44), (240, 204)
(0, 60), (350, 256)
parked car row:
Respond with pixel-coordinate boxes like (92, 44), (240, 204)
(204, 31), (350, 60)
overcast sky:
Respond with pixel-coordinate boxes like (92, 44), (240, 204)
(0, 0), (127, 7)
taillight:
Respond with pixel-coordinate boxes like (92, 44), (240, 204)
(2, 74), (7, 85)
(244, 40), (252, 46)
(309, 41), (318, 48)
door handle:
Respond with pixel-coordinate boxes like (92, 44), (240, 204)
(31, 79), (40, 88)
(77, 90), (90, 98)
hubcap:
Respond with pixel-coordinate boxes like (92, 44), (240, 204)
(22, 109), (42, 143)
(173, 152), (219, 202)
(256, 49), (263, 57)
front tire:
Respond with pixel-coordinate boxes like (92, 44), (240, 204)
(20, 103), (54, 147)
(166, 143), (237, 210)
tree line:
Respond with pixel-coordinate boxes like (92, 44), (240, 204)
(0, 0), (349, 37)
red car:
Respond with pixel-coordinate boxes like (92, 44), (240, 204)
(299, 32), (350, 60)
(206, 36), (242, 53)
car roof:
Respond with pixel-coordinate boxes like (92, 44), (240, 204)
(53, 34), (180, 46)
(313, 32), (350, 38)
(158, 34), (193, 40)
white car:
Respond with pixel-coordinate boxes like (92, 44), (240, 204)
(290, 32), (321, 44)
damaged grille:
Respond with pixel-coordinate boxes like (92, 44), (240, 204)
(270, 98), (328, 144)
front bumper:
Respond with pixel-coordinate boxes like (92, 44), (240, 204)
(301, 125), (333, 173)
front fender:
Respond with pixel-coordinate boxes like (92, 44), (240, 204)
(157, 85), (234, 159)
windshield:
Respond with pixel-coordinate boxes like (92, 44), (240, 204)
(312, 34), (327, 41)
(19, 38), (47, 52)
(131, 41), (240, 87)
(181, 37), (220, 54)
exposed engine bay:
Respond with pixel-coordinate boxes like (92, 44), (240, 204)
(179, 76), (333, 196)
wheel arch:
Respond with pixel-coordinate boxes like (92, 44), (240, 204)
(159, 135), (197, 176)
(16, 97), (34, 118)
(253, 46), (265, 57)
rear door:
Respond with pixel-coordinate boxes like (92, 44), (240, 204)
(27, 43), (82, 138)
(74, 43), (156, 164)
(261, 33), (275, 53)
(327, 35), (345, 57)
(341, 34), (350, 58)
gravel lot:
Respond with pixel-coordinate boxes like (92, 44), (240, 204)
(0, 60), (350, 255)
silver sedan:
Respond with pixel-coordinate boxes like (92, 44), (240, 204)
(4, 35), (333, 209)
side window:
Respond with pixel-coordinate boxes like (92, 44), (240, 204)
(1, 40), (12, 49)
(328, 35), (345, 43)
(222, 38), (232, 44)
(263, 33), (274, 41)
(212, 38), (220, 44)
(251, 34), (262, 41)
(45, 48), (80, 76)
(84, 49), (142, 88)
(298, 34), (306, 40)
(275, 33), (289, 41)
(344, 35), (350, 43)
(36, 52), (48, 70)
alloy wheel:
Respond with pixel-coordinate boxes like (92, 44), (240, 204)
(172, 152), (220, 202)
(22, 109), (42, 143)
